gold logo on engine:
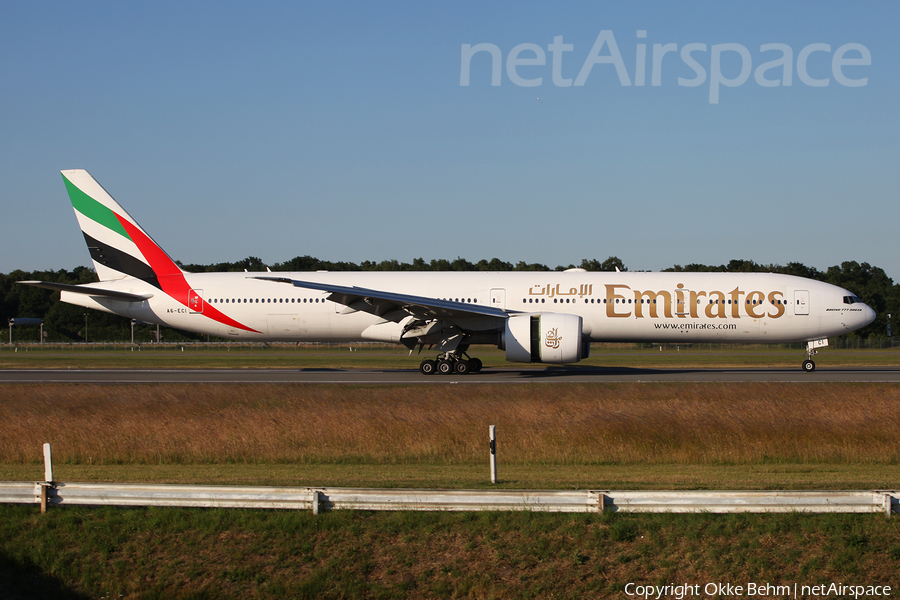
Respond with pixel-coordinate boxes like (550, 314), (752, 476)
(545, 327), (561, 349)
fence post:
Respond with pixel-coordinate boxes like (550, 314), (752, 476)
(489, 425), (497, 484)
(43, 443), (53, 483)
(41, 443), (53, 514)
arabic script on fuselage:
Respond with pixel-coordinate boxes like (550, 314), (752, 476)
(528, 284), (593, 298)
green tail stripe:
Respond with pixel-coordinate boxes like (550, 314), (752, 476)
(62, 174), (131, 240)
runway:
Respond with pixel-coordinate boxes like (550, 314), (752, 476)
(2, 366), (899, 384)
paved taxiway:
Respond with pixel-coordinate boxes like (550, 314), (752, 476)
(1, 367), (899, 384)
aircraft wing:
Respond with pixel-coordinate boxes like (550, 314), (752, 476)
(252, 276), (511, 322)
(18, 281), (153, 302)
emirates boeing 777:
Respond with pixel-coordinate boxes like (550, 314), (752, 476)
(20, 170), (875, 374)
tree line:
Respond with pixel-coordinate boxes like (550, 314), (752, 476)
(176, 255), (628, 274)
(1, 257), (896, 343)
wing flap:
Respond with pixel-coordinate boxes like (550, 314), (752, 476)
(252, 276), (510, 322)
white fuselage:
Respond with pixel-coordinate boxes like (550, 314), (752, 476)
(61, 271), (875, 345)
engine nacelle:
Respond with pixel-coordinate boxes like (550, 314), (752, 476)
(502, 313), (589, 364)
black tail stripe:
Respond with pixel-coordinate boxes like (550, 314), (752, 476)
(82, 232), (162, 290)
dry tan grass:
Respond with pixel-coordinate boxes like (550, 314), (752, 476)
(1, 383), (898, 465)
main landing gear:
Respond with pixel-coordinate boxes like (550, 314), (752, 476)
(419, 352), (483, 375)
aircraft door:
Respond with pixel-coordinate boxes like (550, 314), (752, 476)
(189, 289), (204, 314)
(491, 288), (506, 310)
(674, 287), (692, 317)
(794, 290), (809, 315)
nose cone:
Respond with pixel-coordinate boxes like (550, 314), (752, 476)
(863, 304), (876, 327)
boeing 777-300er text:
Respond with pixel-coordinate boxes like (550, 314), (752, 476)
(20, 170), (876, 374)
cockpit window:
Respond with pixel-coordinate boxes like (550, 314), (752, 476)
(843, 296), (863, 304)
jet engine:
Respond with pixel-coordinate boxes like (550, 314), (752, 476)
(501, 313), (590, 364)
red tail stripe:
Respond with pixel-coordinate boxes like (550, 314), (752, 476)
(116, 215), (259, 333)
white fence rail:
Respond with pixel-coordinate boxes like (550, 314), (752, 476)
(1, 481), (895, 516)
(608, 490), (896, 515)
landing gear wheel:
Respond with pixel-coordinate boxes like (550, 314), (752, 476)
(802, 359), (816, 372)
(454, 360), (470, 375)
(437, 360), (453, 375)
(419, 359), (436, 375)
(469, 357), (482, 373)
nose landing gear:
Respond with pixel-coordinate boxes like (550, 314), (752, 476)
(801, 339), (827, 372)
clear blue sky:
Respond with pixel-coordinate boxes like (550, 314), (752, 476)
(2, 1), (897, 279)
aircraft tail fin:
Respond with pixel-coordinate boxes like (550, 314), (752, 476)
(61, 169), (184, 284)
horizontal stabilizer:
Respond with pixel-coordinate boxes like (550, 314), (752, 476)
(18, 281), (153, 302)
